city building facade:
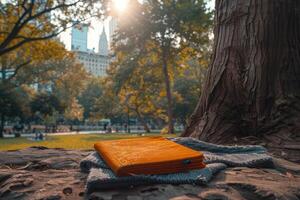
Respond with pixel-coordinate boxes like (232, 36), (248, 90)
(98, 27), (109, 56)
(71, 23), (89, 52)
(75, 51), (110, 77)
(109, 17), (118, 47)
(71, 24), (110, 77)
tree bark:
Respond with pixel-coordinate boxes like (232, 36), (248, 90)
(183, 0), (300, 147)
(162, 47), (175, 134)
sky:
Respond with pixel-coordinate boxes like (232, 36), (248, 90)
(59, 0), (215, 52)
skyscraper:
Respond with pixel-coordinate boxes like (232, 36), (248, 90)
(71, 23), (89, 52)
(109, 17), (118, 45)
(70, 23), (110, 77)
(98, 27), (109, 56)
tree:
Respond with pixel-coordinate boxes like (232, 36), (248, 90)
(113, 0), (212, 133)
(116, 65), (166, 133)
(0, 38), (72, 87)
(0, 0), (100, 57)
(52, 59), (89, 121)
(173, 53), (210, 128)
(30, 93), (64, 117)
(30, 92), (65, 131)
(78, 77), (103, 120)
(0, 0), (102, 136)
(90, 77), (124, 121)
(64, 97), (84, 121)
(109, 37), (173, 132)
(0, 82), (35, 137)
(0, 38), (84, 137)
(183, 0), (300, 154)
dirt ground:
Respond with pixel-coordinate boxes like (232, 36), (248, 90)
(0, 147), (300, 200)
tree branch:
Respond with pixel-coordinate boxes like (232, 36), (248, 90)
(0, 0), (85, 56)
(7, 60), (31, 81)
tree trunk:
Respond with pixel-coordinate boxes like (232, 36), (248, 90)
(162, 47), (175, 134)
(135, 109), (151, 133)
(183, 0), (300, 148)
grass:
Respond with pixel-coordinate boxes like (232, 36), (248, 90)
(0, 133), (178, 151)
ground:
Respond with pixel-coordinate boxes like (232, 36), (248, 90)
(0, 133), (175, 151)
(0, 147), (300, 200)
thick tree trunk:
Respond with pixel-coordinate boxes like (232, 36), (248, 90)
(183, 0), (300, 147)
(162, 48), (175, 134)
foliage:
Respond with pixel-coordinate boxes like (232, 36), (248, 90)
(51, 58), (89, 121)
(0, 39), (73, 87)
(0, 40), (88, 132)
(64, 97), (84, 121)
(78, 77), (104, 120)
(90, 78), (123, 120)
(173, 57), (210, 126)
(0, 0), (101, 57)
(108, 0), (212, 132)
(30, 93), (64, 117)
(0, 0), (102, 137)
(108, 47), (167, 130)
(0, 83), (35, 137)
(0, 0), (213, 136)
(0, 87), (25, 121)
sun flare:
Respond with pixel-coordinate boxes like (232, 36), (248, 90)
(113, 0), (129, 13)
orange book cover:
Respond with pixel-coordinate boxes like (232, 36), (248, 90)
(94, 136), (205, 176)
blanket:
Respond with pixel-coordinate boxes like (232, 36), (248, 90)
(80, 137), (274, 193)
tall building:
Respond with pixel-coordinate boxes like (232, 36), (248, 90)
(71, 23), (88, 52)
(109, 17), (118, 46)
(98, 27), (109, 56)
(71, 23), (111, 77)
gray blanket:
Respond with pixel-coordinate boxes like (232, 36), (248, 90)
(80, 137), (273, 193)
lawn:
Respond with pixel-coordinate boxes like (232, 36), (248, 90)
(0, 133), (177, 151)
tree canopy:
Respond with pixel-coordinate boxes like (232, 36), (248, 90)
(108, 0), (212, 133)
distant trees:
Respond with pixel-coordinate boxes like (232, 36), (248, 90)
(78, 78), (104, 120)
(30, 93), (64, 118)
(0, 35), (88, 136)
(109, 56), (166, 132)
(89, 78), (123, 121)
(173, 58), (208, 128)
(0, 0), (96, 137)
(51, 58), (88, 122)
(0, 85), (33, 137)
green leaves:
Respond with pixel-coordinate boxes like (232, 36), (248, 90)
(102, 0), (212, 126)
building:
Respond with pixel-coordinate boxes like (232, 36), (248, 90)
(71, 24), (110, 77)
(71, 23), (88, 52)
(98, 27), (109, 56)
(109, 17), (118, 45)
(75, 51), (109, 77)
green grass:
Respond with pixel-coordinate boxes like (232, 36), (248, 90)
(0, 133), (177, 151)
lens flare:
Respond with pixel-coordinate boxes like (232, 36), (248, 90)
(113, 0), (129, 13)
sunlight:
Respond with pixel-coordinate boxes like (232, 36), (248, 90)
(113, 0), (129, 13)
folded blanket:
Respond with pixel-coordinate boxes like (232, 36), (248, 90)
(93, 137), (205, 176)
(80, 137), (274, 193)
